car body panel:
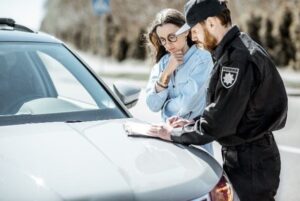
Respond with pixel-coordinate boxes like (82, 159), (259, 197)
(0, 30), (61, 43)
(0, 23), (227, 201)
(0, 121), (133, 200)
(0, 119), (222, 200)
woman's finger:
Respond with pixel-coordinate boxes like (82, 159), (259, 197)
(167, 116), (179, 125)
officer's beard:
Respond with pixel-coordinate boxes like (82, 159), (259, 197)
(197, 26), (218, 53)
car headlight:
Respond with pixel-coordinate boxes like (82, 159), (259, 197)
(210, 172), (237, 201)
(191, 172), (238, 201)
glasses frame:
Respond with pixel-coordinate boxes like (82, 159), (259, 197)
(159, 33), (178, 46)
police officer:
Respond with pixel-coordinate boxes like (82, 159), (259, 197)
(146, 0), (288, 200)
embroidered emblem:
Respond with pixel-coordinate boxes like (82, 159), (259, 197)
(221, 67), (239, 88)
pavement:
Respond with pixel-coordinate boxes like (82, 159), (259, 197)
(278, 69), (300, 96)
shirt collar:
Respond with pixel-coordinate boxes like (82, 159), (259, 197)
(212, 25), (240, 60)
(183, 44), (198, 62)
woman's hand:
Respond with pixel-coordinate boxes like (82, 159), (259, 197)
(167, 116), (194, 128)
(159, 50), (184, 85)
(168, 50), (184, 71)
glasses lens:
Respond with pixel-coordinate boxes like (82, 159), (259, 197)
(168, 34), (177, 42)
(159, 33), (177, 46)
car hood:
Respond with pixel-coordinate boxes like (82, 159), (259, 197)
(0, 118), (222, 201)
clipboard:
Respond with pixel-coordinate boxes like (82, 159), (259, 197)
(123, 121), (160, 139)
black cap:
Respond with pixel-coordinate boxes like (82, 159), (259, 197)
(176, 0), (226, 35)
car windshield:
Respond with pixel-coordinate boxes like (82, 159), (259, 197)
(0, 42), (127, 125)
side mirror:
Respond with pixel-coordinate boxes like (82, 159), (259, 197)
(113, 82), (141, 109)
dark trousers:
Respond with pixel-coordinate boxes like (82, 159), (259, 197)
(222, 134), (281, 201)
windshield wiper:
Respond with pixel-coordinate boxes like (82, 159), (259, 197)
(65, 120), (83, 123)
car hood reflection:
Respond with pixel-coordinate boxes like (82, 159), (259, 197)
(0, 118), (221, 201)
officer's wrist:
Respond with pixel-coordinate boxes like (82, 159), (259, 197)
(193, 119), (202, 135)
(171, 123), (196, 137)
(171, 127), (184, 137)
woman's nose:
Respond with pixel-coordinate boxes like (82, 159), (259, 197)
(165, 41), (175, 49)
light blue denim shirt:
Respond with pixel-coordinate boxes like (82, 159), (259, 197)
(146, 45), (213, 121)
(145, 45), (214, 154)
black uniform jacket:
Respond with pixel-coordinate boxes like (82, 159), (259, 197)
(171, 26), (288, 146)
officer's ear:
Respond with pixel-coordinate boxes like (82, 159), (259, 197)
(205, 17), (218, 30)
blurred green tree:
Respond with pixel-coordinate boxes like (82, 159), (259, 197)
(131, 29), (147, 60)
(264, 19), (276, 50)
(247, 13), (262, 45)
(115, 37), (129, 62)
(275, 8), (296, 67)
(292, 11), (300, 70)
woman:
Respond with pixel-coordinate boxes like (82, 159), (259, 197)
(145, 8), (214, 154)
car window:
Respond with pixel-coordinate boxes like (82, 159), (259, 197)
(38, 51), (98, 108)
(0, 42), (127, 125)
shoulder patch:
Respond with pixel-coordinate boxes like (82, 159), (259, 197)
(221, 66), (239, 88)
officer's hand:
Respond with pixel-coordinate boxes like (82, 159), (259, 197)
(147, 123), (172, 141)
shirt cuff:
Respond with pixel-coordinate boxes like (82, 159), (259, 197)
(150, 85), (168, 97)
(171, 121), (202, 138)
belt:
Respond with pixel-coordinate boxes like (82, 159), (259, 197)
(222, 132), (274, 151)
(250, 133), (274, 145)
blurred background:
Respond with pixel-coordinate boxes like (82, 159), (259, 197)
(1, 0), (300, 200)
(1, 0), (299, 69)
(39, 0), (300, 69)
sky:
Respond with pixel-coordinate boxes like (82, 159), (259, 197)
(0, 0), (46, 30)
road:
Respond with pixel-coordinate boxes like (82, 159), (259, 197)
(104, 78), (300, 201)
(274, 96), (300, 201)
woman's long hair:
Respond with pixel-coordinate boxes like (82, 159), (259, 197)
(145, 8), (194, 63)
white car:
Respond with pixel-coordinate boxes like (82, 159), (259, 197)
(0, 18), (237, 201)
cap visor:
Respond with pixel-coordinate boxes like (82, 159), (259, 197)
(175, 23), (191, 36)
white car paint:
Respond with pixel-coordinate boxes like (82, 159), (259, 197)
(0, 119), (222, 201)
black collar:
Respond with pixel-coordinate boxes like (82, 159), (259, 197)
(212, 25), (240, 61)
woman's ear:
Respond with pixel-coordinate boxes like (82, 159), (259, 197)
(184, 31), (189, 38)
